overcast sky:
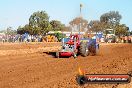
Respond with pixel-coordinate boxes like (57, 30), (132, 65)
(0, 0), (132, 30)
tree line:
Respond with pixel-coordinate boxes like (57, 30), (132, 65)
(1, 10), (131, 37)
(17, 11), (65, 35)
(70, 11), (131, 37)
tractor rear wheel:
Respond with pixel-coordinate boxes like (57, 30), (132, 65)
(89, 44), (96, 56)
(89, 43), (99, 56)
(79, 42), (89, 57)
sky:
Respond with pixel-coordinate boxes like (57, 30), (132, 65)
(0, 0), (132, 30)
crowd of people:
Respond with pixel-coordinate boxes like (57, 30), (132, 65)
(0, 33), (132, 43)
(0, 33), (43, 43)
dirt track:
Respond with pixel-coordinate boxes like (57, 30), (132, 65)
(0, 43), (132, 88)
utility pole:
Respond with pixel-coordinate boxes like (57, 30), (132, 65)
(80, 3), (83, 17)
(79, 3), (83, 34)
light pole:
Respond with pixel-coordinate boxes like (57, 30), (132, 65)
(79, 3), (83, 34)
(80, 3), (83, 17)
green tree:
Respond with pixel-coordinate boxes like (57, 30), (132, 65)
(88, 20), (103, 33)
(17, 26), (23, 34)
(24, 24), (32, 34)
(115, 24), (129, 37)
(61, 26), (70, 31)
(17, 25), (32, 34)
(50, 20), (65, 31)
(100, 11), (122, 28)
(29, 11), (52, 35)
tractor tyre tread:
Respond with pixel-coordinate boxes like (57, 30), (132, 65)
(79, 42), (89, 57)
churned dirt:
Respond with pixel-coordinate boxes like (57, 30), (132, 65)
(0, 42), (131, 88)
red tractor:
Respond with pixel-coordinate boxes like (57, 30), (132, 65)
(56, 34), (99, 58)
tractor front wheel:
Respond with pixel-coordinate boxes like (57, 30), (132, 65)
(56, 52), (59, 58)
